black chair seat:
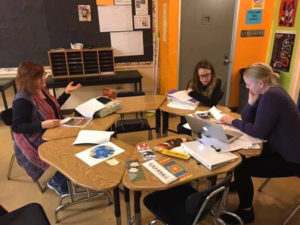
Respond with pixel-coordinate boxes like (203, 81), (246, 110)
(144, 184), (198, 225)
(116, 118), (151, 133)
(0, 203), (50, 225)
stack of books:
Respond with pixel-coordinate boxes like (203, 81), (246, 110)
(167, 90), (199, 110)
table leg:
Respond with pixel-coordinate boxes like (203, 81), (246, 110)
(155, 109), (161, 138)
(13, 82), (17, 94)
(139, 81), (142, 92)
(134, 191), (142, 225)
(162, 111), (169, 137)
(1, 90), (8, 110)
(52, 88), (57, 98)
(124, 187), (133, 225)
(113, 187), (122, 225)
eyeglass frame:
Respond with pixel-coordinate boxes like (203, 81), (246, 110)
(198, 73), (212, 79)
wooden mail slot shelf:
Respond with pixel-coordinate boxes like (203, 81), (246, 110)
(48, 48), (115, 79)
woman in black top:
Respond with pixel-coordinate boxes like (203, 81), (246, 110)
(177, 60), (223, 134)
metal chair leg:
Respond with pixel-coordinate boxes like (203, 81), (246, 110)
(7, 153), (15, 180)
(258, 178), (271, 192)
(283, 203), (300, 225)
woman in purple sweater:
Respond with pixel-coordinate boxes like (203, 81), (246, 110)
(220, 63), (300, 224)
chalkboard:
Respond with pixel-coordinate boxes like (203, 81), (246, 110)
(0, 0), (153, 68)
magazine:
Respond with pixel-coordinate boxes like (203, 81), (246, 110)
(60, 117), (92, 128)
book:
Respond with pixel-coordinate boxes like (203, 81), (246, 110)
(160, 158), (192, 181)
(60, 117), (92, 128)
(167, 89), (199, 110)
(75, 141), (124, 167)
(181, 141), (238, 170)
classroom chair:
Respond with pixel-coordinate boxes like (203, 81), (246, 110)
(0, 203), (50, 225)
(143, 173), (243, 225)
(1, 108), (45, 193)
(115, 91), (152, 140)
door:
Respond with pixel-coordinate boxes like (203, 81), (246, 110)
(178, 0), (237, 105)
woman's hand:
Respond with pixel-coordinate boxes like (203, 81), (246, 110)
(248, 91), (260, 106)
(220, 114), (235, 125)
(41, 119), (60, 129)
(65, 82), (82, 94)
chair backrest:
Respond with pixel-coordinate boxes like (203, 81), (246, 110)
(116, 91), (145, 98)
(1, 108), (13, 126)
(185, 173), (232, 223)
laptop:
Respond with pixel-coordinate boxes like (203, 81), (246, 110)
(185, 115), (242, 143)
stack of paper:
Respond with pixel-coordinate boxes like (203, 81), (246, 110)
(167, 90), (199, 110)
(209, 106), (223, 121)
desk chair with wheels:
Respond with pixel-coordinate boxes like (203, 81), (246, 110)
(1, 108), (45, 193)
(143, 173), (242, 225)
(0, 203), (50, 225)
(116, 91), (152, 140)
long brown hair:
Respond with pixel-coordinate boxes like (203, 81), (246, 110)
(190, 60), (219, 97)
(16, 62), (44, 93)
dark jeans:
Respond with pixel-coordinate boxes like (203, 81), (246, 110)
(177, 116), (192, 135)
(52, 171), (68, 189)
(235, 151), (300, 208)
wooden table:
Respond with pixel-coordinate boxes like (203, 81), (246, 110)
(116, 95), (166, 138)
(42, 113), (120, 141)
(159, 101), (232, 136)
(39, 137), (135, 225)
(122, 135), (243, 225)
(0, 78), (16, 110)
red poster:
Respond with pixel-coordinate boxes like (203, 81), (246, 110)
(278, 0), (298, 27)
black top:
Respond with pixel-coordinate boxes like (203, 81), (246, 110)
(188, 78), (223, 107)
(12, 91), (69, 134)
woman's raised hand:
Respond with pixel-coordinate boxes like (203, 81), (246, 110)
(65, 82), (82, 94)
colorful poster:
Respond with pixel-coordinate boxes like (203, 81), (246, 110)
(278, 0), (298, 27)
(246, 10), (262, 24)
(270, 32), (296, 72)
(252, 0), (265, 9)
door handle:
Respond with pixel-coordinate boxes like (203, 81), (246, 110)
(224, 54), (230, 65)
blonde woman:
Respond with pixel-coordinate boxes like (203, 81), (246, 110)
(220, 63), (300, 224)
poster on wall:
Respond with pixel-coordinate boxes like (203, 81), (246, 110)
(270, 31), (296, 72)
(278, 0), (298, 27)
(78, 5), (91, 22)
(252, 0), (265, 9)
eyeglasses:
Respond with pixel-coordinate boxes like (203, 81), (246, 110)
(198, 73), (211, 79)
(42, 72), (47, 77)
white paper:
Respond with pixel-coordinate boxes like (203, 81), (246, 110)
(98, 5), (133, 32)
(209, 106), (223, 121)
(168, 90), (192, 101)
(183, 123), (192, 130)
(75, 98), (105, 118)
(115, 0), (131, 5)
(110, 31), (144, 56)
(75, 142), (124, 167)
(73, 130), (114, 145)
(167, 101), (196, 110)
(135, 0), (148, 15)
(134, 15), (151, 29)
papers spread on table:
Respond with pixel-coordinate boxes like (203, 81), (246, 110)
(60, 117), (92, 128)
(209, 106), (223, 121)
(167, 89), (199, 110)
(73, 130), (114, 145)
(181, 141), (238, 170)
(75, 141), (124, 167)
(75, 98), (105, 118)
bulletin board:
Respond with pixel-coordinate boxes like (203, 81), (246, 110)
(0, 0), (153, 68)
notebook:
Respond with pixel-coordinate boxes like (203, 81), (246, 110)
(185, 115), (242, 143)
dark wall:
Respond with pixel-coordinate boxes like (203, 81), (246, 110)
(0, 0), (152, 67)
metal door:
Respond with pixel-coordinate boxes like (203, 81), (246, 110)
(178, 0), (237, 105)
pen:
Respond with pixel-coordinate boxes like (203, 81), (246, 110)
(210, 145), (221, 152)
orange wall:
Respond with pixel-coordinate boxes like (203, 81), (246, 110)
(230, 0), (276, 107)
(158, 0), (276, 107)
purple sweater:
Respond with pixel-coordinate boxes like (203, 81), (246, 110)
(232, 86), (300, 164)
